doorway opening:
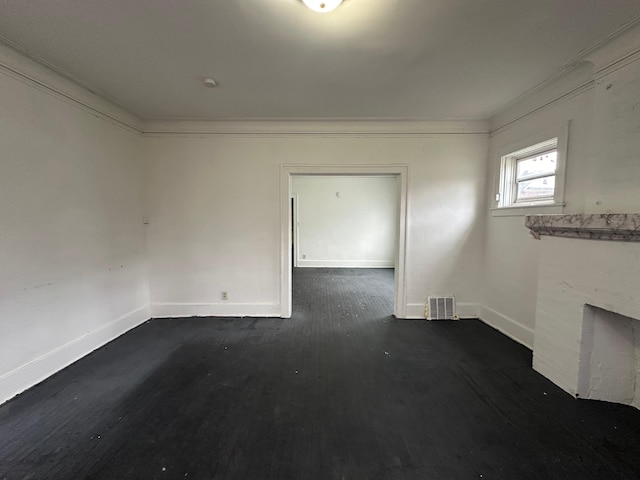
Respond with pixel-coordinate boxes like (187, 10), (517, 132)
(280, 165), (409, 319)
(291, 195), (297, 267)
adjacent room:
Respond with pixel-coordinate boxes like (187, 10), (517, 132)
(290, 174), (399, 316)
(2, 1), (640, 478)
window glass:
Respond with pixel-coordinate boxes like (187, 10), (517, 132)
(494, 124), (567, 214)
(516, 151), (557, 180)
(516, 175), (555, 201)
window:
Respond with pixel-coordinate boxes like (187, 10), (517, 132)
(494, 123), (568, 214)
(498, 138), (557, 206)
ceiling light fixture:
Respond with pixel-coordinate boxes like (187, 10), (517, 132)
(302, 0), (343, 13)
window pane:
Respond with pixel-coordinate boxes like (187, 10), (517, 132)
(516, 150), (557, 179)
(516, 175), (555, 201)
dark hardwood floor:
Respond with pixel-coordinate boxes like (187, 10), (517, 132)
(1, 268), (640, 479)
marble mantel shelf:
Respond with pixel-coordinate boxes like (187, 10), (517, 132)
(525, 214), (640, 242)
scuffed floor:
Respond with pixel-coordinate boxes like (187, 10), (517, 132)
(1, 268), (640, 479)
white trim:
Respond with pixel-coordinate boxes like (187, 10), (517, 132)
(151, 303), (281, 318)
(3, 16), (639, 139)
(489, 80), (594, 136)
(405, 302), (480, 320)
(592, 47), (640, 81)
(478, 305), (534, 350)
(141, 119), (489, 137)
(489, 68), (592, 127)
(492, 122), (569, 215)
(456, 303), (481, 319)
(491, 203), (566, 217)
(296, 260), (395, 268)
(280, 165), (409, 319)
(405, 303), (427, 319)
(0, 43), (489, 137)
(0, 42), (142, 133)
(489, 19), (640, 133)
(565, 16), (640, 70)
(0, 305), (150, 405)
(291, 194), (300, 268)
(586, 19), (640, 77)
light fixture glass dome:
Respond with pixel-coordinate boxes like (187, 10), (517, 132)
(302, 0), (343, 13)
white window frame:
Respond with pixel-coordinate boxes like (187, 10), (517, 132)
(492, 122), (568, 217)
(500, 138), (557, 206)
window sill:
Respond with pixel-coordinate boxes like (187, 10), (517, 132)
(490, 203), (565, 217)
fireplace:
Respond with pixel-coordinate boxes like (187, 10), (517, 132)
(578, 305), (640, 408)
(526, 214), (640, 409)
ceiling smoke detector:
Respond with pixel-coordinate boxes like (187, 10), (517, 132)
(203, 78), (217, 88)
(302, 0), (343, 13)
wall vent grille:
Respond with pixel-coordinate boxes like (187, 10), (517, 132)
(427, 296), (456, 320)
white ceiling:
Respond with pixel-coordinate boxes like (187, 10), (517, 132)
(1, 0), (640, 121)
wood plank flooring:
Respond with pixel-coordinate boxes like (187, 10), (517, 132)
(1, 268), (640, 479)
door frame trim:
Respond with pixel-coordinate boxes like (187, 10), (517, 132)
(280, 164), (409, 318)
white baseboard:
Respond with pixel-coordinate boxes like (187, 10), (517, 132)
(406, 302), (534, 348)
(404, 302), (479, 320)
(478, 305), (534, 350)
(404, 303), (425, 319)
(151, 302), (281, 318)
(296, 259), (394, 268)
(0, 305), (150, 406)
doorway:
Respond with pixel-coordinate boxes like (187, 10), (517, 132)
(280, 165), (409, 319)
(291, 195), (297, 267)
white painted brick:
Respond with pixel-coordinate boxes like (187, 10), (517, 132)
(533, 236), (640, 405)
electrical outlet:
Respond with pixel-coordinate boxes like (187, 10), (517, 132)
(221, 291), (228, 301)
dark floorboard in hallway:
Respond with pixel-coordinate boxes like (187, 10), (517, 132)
(1, 268), (640, 479)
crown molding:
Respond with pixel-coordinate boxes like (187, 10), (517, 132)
(490, 78), (594, 136)
(0, 41), (143, 133)
(489, 16), (640, 133)
(591, 45), (640, 81)
(140, 119), (489, 137)
(581, 17), (640, 76)
(564, 16), (640, 71)
(0, 43), (489, 137)
(0, 40), (489, 137)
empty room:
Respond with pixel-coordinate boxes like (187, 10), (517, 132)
(2, 1), (640, 478)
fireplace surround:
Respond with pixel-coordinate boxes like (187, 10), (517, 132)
(526, 214), (640, 409)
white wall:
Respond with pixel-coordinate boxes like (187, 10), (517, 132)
(0, 52), (149, 404)
(482, 87), (594, 347)
(1, 17), (636, 409)
(584, 59), (640, 212)
(291, 175), (398, 268)
(533, 237), (640, 403)
(142, 130), (488, 319)
(481, 25), (640, 348)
